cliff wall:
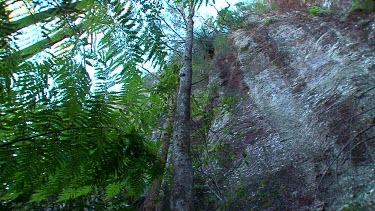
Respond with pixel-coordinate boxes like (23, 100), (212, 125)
(198, 10), (375, 210)
(258, 0), (374, 11)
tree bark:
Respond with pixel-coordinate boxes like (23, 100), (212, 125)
(170, 5), (195, 211)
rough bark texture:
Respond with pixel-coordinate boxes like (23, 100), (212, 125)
(194, 10), (375, 210)
(170, 7), (194, 211)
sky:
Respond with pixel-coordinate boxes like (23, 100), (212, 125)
(6, 0), (251, 91)
(198, 0), (245, 18)
(7, 0), (247, 50)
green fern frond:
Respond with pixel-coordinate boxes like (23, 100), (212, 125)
(0, 0), (168, 207)
(57, 185), (93, 202)
(105, 181), (125, 199)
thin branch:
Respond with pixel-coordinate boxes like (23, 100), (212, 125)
(136, 64), (160, 80)
(358, 86), (375, 98)
(164, 43), (183, 57)
(190, 118), (223, 199)
(167, 2), (187, 27)
(157, 14), (185, 41)
(209, 0), (232, 28)
(192, 75), (209, 86)
(350, 106), (375, 120)
(316, 124), (375, 191)
(341, 136), (375, 165)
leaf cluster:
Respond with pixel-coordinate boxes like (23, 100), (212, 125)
(0, 56), (165, 205)
(156, 64), (179, 99)
(0, 0), (170, 207)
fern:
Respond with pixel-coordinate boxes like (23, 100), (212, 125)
(57, 185), (93, 202)
(0, 0), (168, 208)
(106, 181), (126, 200)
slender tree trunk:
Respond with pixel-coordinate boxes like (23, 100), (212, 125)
(170, 5), (195, 211)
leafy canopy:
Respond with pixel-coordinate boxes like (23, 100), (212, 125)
(0, 0), (170, 206)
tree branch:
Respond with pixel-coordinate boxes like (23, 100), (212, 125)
(19, 23), (84, 60)
(136, 64), (160, 80)
(9, 1), (80, 35)
(192, 75), (209, 86)
(157, 14), (185, 41)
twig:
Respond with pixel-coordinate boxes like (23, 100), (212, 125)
(136, 64), (159, 79)
(316, 124), (375, 192)
(340, 136), (375, 165)
(166, 2), (188, 27)
(190, 118), (223, 199)
(358, 86), (375, 98)
(164, 43), (183, 57)
(192, 75), (209, 86)
(157, 14), (185, 41)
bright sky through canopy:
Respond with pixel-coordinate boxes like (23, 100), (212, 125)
(4, 0), (249, 91)
(198, 0), (242, 18)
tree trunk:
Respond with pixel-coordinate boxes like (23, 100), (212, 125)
(170, 5), (195, 211)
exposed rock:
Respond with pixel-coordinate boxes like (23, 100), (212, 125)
(258, 0), (374, 11)
(198, 10), (375, 210)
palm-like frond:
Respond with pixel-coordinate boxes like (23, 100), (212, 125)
(0, 0), (167, 206)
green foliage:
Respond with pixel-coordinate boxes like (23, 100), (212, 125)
(212, 33), (235, 58)
(190, 80), (245, 206)
(207, 1), (280, 33)
(191, 27), (216, 92)
(0, 0), (19, 102)
(0, 0), (168, 208)
(340, 202), (375, 211)
(236, 0), (278, 14)
(156, 64), (179, 98)
(222, 176), (288, 210)
(215, 7), (245, 32)
(239, 1), (267, 14)
(57, 186), (93, 202)
(351, 0), (374, 11)
(105, 181), (126, 200)
(308, 5), (330, 15)
(203, 2), (250, 33)
(194, 27), (215, 59)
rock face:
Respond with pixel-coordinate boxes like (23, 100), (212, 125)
(198, 10), (375, 210)
(259, 0), (373, 11)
